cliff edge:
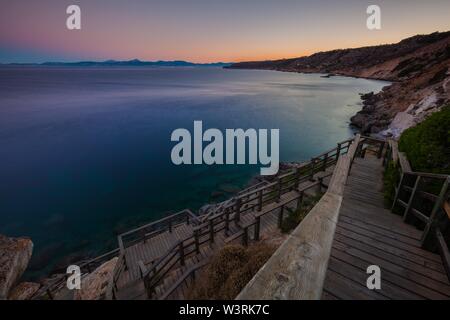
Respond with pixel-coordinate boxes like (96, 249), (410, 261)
(228, 31), (450, 137)
(0, 234), (33, 299)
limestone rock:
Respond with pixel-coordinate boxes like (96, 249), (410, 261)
(8, 282), (41, 300)
(74, 257), (117, 300)
(0, 234), (33, 300)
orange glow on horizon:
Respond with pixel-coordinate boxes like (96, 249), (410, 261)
(1, 1), (450, 64)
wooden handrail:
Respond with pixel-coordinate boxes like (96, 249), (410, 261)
(237, 145), (356, 300)
(119, 209), (195, 239)
(386, 138), (450, 280)
(143, 176), (334, 295)
(124, 136), (358, 298)
(403, 171), (449, 179)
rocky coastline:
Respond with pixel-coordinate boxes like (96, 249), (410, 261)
(0, 234), (36, 300)
(229, 31), (450, 137)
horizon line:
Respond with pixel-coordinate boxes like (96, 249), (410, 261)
(3, 29), (449, 65)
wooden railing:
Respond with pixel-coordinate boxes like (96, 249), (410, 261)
(384, 139), (450, 280)
(237, 135), (361, 299)
(225, 177), (331, 246)
(32, 247), (120, 300)
(358, 135), (386, 159)
(212, 138), (352, 221)
(139, 207), (242, 298)
(134, 138), (353, 299)
(118, 209), (200, 252)
(159, 260), (210, 300)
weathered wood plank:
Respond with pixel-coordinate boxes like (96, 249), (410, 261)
(236, 191), (344, 299)
(324, 269), (386, 300)
(332, 240), (450, 296)
(333, 226), (445, 273)
(330, 247), (448, 300)
(398, 152), (412, 173)
(333, 232), (449, 283)
(326, 257), (423, 300)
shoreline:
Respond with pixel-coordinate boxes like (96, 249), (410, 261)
(227, 66), (394, 135)
(227, 31), (450, 137)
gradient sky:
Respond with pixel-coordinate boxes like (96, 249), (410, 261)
(1, 0), (450, 63)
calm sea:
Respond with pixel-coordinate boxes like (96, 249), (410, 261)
(0, 66), (387, 278)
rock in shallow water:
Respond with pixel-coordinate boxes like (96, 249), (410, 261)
(0, 234), (33, 300)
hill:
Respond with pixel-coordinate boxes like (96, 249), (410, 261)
(228, 31), (450, 136)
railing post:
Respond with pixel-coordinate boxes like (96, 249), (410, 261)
(403, 176), (420, 223)
(422, 177), (449, 249)
(235, 198), (241, 223)
(254, 216), (261, 241)
(194, 229), (200, 254)
(209, 219), (215, 243)
(277, 178), (282, 202)
(336, 143), (341, 161)
(391, 173), (405, 211)
(309, 158), (315, 180)
(179, 242), (185, 266)
(138, 260), (146, 279)
(168, 219), (173, 233)
(278, 205), (285, 229)
(224, 209), (230, 235)
(357, 143), (364, 158)
(378, 141), (385, 159)
(258, 190), (263, 211)
(297, 191), (304, 210)
(186, 213), (190, 225)
(295, 167), (301, 189)
(317, 177), (323, 194)
(383, 143), (391, 168)
(46, 289), (54, 300)
(322, 153), (328, 171)
(242, 227), (249, 246)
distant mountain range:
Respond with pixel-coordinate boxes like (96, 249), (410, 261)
(2, 59), (231, 67)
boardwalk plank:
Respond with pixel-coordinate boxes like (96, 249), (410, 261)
(323, 154), (450, 300)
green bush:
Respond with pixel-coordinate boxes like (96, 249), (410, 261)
(398, 105), (450, 174)
(281, 193), (323, 233)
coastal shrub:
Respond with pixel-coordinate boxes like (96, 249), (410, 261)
(187, 243), (275, 300)
(281, 193), (323, 233)
(398, 105), (450, 175)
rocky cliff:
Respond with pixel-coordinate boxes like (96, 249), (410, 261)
(229, 31), (450, 137)
(0, 235), (33, 299)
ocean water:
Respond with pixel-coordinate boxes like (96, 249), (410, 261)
(0, 66), (387, 278)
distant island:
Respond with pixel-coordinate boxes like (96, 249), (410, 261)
(1, 59), (232, 68)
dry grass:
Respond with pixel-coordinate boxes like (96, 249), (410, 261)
(187, 243), (276, 300)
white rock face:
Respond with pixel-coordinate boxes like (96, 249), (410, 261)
(380, 110), (416, 138)
(0, 235), (33, 300)
(74, 257), (118, 300)
(380, 92), (444, 139)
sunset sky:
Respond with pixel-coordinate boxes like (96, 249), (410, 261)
(1, 0), (450, 63)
